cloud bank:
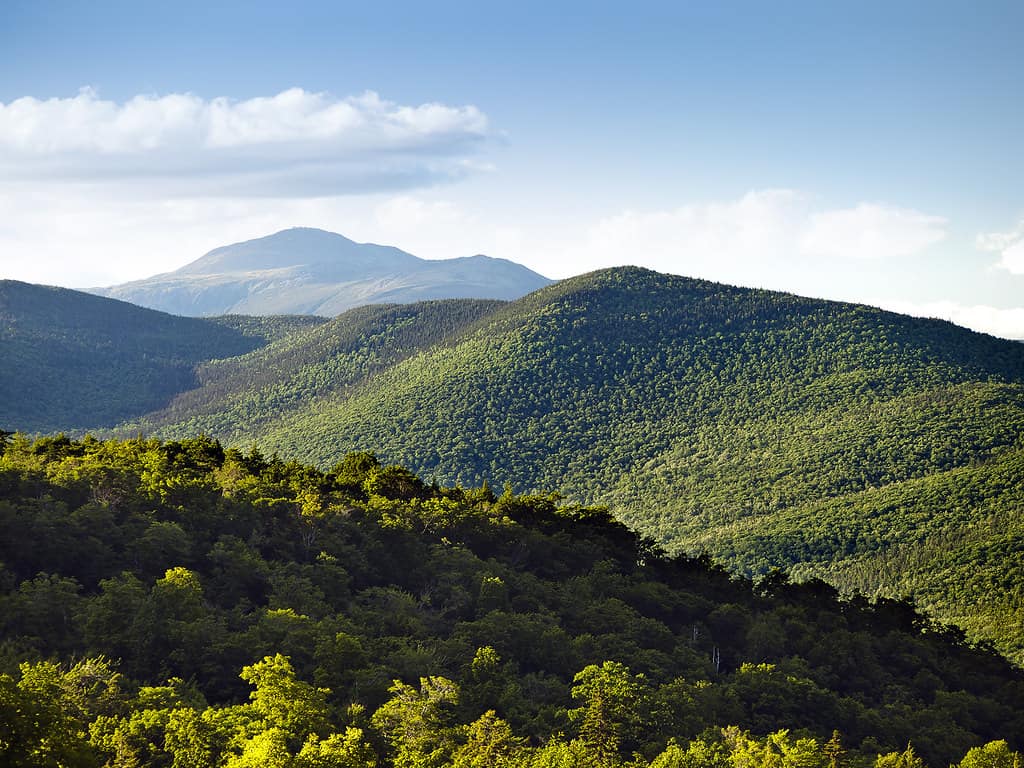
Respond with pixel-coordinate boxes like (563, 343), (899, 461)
(560, 191), (948, 285)
(0, 88), (491, 195)
(801, 204), (947, 261)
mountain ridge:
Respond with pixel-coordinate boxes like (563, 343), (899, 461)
(92, 227), (553, 316)
(5, 266), (1024, 661)
(160, 266), (1024, 661)
(0, 279), (323, 432)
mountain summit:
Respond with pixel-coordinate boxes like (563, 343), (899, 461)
(93, 227), (552, 316)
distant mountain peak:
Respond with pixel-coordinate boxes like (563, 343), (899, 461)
(92, 228), (553, 317)
(176, 227), (418, 277)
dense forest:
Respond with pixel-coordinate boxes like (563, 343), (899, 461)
(126, 268), (1024, 662)
(5, 269), (1024, 664)
(119, 299), (507, 443)
(0, 279), (324, 432)
(1, 434), (1023, 767)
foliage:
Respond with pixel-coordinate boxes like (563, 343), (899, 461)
(124, 267), (1024, 660)
(0, 280), (318, 432)
(1, 435), (1023, 767)
(117, 299), (504, 444)
(7, 269), (1024, 660)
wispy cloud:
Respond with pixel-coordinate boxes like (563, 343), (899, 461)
(584, 190), (807, 272)
(800, 203), (947, 261)
(977, 219), (1024, 275)
(0, 88), (491, 195)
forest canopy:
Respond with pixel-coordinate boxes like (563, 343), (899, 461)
(1, 434), (1022, 767)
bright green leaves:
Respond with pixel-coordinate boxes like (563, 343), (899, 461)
(296, 729), (379, 768)
(956, 741), (1021, 768)
(1, 658), (122, 768)
(722, 727), (827, 768)
(569, 661), (653, 765)
(224, 728), (293, 768)
(451, 710), (526, 768)
(875, 744), (926, 768)
(371, 676), (460, 768)
(240, 653), (330, 741)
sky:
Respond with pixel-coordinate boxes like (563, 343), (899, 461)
(1, 0), (1023, 337)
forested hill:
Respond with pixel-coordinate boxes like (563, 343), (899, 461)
(5, 268), (1024, 663)
(149, 267), (1022, 662)
(117, 298), (508, 443)
(251, 267), (1024, 482)
(0, 435), (1022, 767)
(0, 280), (324, 433)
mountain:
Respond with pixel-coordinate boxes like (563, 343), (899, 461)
(123, 267), (1024, 662)
(6, 267), (1024, 662)
(92, 227), (553, 316)
(0, 280), (323, 432)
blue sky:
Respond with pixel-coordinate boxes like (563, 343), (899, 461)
(1, 0), (1023, 336)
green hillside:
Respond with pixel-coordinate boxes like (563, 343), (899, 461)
(244, 267), (1022, 491)
(0, 281), (322, 433)
(119, 299), (505, 442)
(0, 434), (1022, 767)
(5, 268), (1023, 664)
(165, 268), (1022, 660)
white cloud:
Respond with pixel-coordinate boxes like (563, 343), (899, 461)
(583, 189), (807, 274)
(0, 87), (490, 195)
(800, 203), (947, 260)
(977, 219), (1024, 275)
(976, 220), (1024, 252)
(515, 191), (948, 288)
(0, 187), (347, 286)
(361, 196), (525, 262)
(999, 240), (1024, 274)
(372, 196), (469, 241)
(877, 299), (1024, 341)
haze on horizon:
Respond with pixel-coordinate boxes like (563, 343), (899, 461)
(1, 1), (1022, 338)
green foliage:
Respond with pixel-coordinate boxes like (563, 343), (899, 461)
(1, 435), (1024, 768)
(120, 299), (504, 444)
(121, 267), (1024, 660)
(957, 740), (1020, 768)
(569, 661), (652, 762)
(7, 268), (1024, 664)
(371, 676), (461, 768)
(296, 728), (379, 768)
(875, 744), (925, 768)
(451, 710), (526, 768)
(0, 280), (311, 432)
(240, 653), (330, 741)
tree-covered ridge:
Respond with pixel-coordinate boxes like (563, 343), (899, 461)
(253, 269), (1024, 479)
(0, 281), (319, 433)
(193, 268), (1021, 657)
(1, 435), (1023, 767)
(121, 299), (506, 442)
(6, 269), (1024, 669)
(205, 314), (328, 343)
